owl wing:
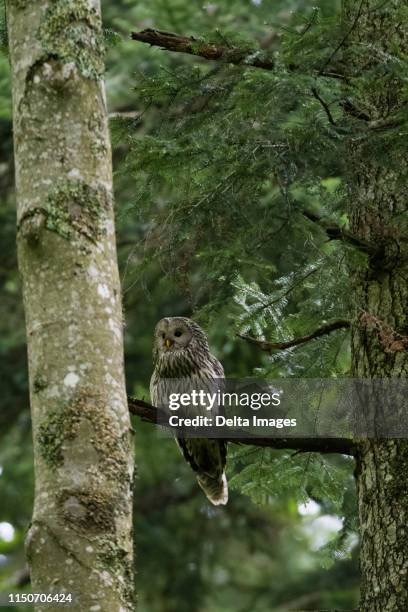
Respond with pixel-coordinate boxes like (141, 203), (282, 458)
(208, 353), (225, 417)
(210, 354), (224, 378)
(177, 437), (228, 505)
(149, 369), (159, 407)
(177, 352), (228, 505)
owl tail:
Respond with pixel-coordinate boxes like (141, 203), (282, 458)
(197, 472), (228, 506)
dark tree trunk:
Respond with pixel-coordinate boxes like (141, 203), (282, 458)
(344, 2), (408, 609)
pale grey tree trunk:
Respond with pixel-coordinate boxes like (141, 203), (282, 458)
(7, 1), (134, 610)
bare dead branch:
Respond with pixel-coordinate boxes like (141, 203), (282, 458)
(127, 396), (355, 456)
(237, 319), (350, 352)
(109, 111), (141, 121)
(131, 28), (275, 70)
(130, 29), (349, 80)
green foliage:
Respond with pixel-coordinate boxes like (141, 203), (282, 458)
(110, 1), (374, 606)
(112, 6), (367, 603)
(103, 28), (122, 48)
(120, 10), (358, 362)
(229, 448), (348, 511)
(0, 1), (7, 56)
(228, 445), (356, 568)
(116, 3), (361, 604)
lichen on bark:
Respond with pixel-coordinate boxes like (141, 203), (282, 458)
(18, 180), (111, 244)
(39, 0), (105, 80)
(38, 389), (132, 478)
(45, 180), (111, 242)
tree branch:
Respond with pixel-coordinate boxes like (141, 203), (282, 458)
(237, 319), (350, 352)
(311, 87), (337, 126)
(318, 0), (365, 75)
(127, 397), (355, 456)
(131, 28), (275, 70)
(302, 209), (377, 254)
(109, 111), (141, 121)
(130, 29), (346, 80)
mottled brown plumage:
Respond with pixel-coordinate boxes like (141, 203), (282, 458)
(150, 317), (228, 505)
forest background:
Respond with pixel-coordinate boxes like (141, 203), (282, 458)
(1, 0), (377, 609)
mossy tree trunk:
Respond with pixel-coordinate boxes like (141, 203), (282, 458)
(7, 1), (134, 610)
(344, 1), (408, 610)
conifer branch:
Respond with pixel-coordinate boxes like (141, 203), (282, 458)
(318, 0), (365, 75)
(237, 319), (350, 352)
(131, 28), (349, 82)
(127, 397), (355, 455)
(302, 209), (377, 254)
(339, 100), (402, 131)
(131, 28), (350, 82)
(131, 28), (275, 70)
(311, 87), (337, 126)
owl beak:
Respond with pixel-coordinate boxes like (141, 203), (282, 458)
(165, 338), (173, 349)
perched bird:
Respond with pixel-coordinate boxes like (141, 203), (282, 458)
(150, 317), (228, 505)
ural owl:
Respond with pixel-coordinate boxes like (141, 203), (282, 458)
(150, 317), (228, 505)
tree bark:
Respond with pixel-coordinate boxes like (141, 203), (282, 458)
(344, 2), (408, 609)
(7, 1), (134, 610)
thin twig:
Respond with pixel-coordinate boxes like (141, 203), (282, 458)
(257, 264), (322, 313)
(109, 111), (141, 121)
(318, 0), (365, 75)
(302, 209), (377, 254)
(311, 87), (337, 126)
(237, 319), (350, 352)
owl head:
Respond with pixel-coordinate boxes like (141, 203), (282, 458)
(153, 317), (209, 361)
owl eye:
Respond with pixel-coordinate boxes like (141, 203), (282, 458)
(161, 333), (165, 339)
(174, 329), (183, 337)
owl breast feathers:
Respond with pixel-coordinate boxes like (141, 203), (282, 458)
(150, 316), (228, 505)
